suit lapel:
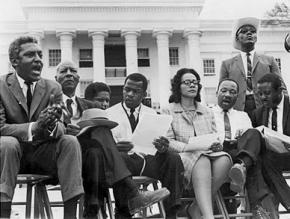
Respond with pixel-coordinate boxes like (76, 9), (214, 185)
(30, 79), (45, 120)
(7, 73), (29, 115)
(283, 96), (290, 133)
(75, 97), (85, 117)
(252, 53), (259, 73)
(261, 106), (269, 127)
(235, 54), (246, 80)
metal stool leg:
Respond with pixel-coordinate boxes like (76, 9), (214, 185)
(37, 184), (54, 219)
(26, 184), (33, 219)
(152, 181), (166, 219)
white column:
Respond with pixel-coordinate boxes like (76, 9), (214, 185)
(89, 30), (108, 82)
(122, 30), (140, 75)
(153, 30), (172, 110)
(56, 31), (75, 61)
(184, 30), (206, 103)
(28, 31), (44, 48)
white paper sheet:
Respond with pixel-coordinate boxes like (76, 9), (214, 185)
(256, 125), (290, 153)
(131, 113), (173, 155)
(188, 133), (220, 151)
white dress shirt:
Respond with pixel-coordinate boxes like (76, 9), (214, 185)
(268, 95), (284, 133)
(63, 95), (81, 125)
(212, 106), (252, 142)
(15, 73), (37, 141)
(240, 50), (254, 76)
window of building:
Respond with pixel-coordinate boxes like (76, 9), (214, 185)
(49, 49), (61, 67)
(79, 49), (93, 68)
(137, 48), (150, 67)
(169, 47), (179, 65)
(203, 59), (215, 75)
(275, 58), (281, 71)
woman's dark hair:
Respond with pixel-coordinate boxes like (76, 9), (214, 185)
(169, 68), (202, 103)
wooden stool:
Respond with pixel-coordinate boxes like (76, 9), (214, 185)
(132, 176), (166, 219)
(14, 174), (53, 219)
(48, 185), (114, 219)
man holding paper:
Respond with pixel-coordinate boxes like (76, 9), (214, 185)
(251, 74), (290, 212)
(107, 73), (184, 219)
(222, 74), (290, 218)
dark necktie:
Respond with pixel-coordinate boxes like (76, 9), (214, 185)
(66, 98), (73, 117)
(129, 108), (137, 132)
(224, 110), (232, 140)
(271, 107), (277, 131)
(24, 81), (32, 111)
(246, 52), (253, 91)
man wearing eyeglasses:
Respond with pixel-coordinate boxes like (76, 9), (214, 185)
(219, 17), (287, 117)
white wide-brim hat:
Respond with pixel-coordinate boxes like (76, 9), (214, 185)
(232, 17), (260, 50)
(77, 108), (118, 136)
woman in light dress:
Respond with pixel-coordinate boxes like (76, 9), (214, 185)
(154, 68), (232, 219)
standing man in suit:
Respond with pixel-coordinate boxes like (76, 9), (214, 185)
(219, 17), (287, 116)
(0, 36), (84, 219)
(107, 73), (184, 219)
(55, 60), (96, 135)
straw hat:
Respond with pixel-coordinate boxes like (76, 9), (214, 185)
(232, 17), (260, 50)
(77, 108), (118, 136)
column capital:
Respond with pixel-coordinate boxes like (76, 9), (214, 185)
(89, 29), (108, 38)
(27, 30), (44, 39)
(183, 29), (202, 39)
(56, 30), (76, 39)
(121, 29), (141, 37)
(153, 29), (172, 38)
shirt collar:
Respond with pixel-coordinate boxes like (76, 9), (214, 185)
(15, 73), (36, 90)
(240, 50), (255, 57)
(122, 102), (141, 114)
(63, 95), (76, 104)
(276, 94), (284, 110)
(172, 102), (206, 115)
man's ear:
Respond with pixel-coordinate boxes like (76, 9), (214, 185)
(55, 75), (58, 81)
(11, 58), (19, 69)
(143, 91), (147, 99)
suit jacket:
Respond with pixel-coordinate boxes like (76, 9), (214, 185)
(0, 72), (64, 141)
(107, 102), (156, 143)
(251, 95), (290, 137)
(220, 53), (286, 111)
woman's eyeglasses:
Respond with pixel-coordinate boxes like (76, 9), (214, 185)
(181, 79), (199, 87)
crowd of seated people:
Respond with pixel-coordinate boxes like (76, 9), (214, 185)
(1, 16), (290, 219)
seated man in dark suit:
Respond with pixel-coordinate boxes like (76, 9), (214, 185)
(0, 36), (84, 219)
(84, 81), (111, 110)
(228, 74), (290, 218)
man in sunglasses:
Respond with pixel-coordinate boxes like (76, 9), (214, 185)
(219, 17), (287, 117)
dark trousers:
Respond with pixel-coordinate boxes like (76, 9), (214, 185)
(114, 151), (184, 216)
(262, 151), (290, 210)
(234, 128), (290, 217)
(79, 138), (135, 217)
(222, 129), (269, 210)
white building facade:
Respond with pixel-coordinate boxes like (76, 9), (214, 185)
(0, 0), (289, 110)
